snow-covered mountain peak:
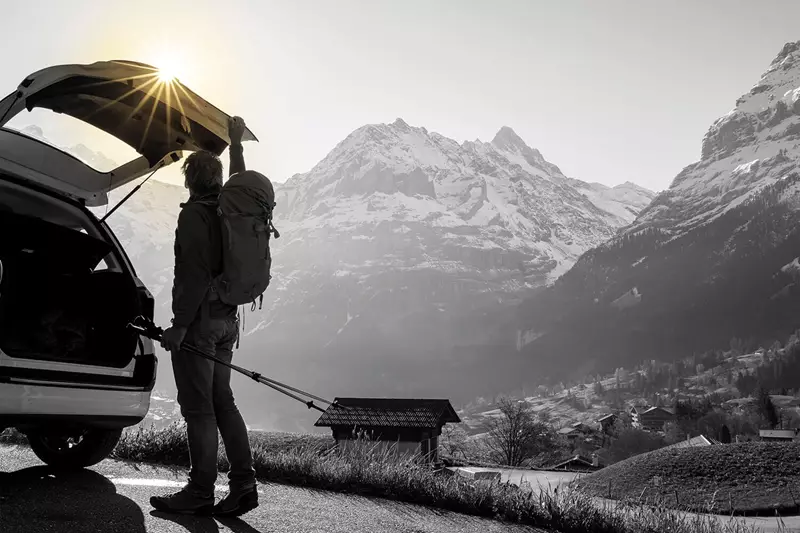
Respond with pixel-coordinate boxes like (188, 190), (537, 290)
(628, 40), (800, 235)
(722, 40), (800, 121)
(772, 41), (800, 68)
(273, 119), (653, 291)
(491, 126), (529, 151)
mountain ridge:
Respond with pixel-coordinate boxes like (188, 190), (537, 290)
(500, 40), (800, 390)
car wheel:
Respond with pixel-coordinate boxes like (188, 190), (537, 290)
(27, 428), (122, 469)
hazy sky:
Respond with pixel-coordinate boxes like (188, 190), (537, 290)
(3, 0), (800, 192)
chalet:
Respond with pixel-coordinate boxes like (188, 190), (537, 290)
(632, 406), (676, 432)
(557, 421), (595, 441)
(313, 398), (461, 465)
(597, 413), (618, 434)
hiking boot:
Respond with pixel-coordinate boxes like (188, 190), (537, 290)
(213, 486), (259, 517)
(150, 489), (215, 515)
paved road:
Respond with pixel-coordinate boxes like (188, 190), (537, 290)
(0, 445), (539, 533)
(467, 468), (582, 493)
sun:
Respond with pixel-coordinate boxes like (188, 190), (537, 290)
(154, 56), (183, 83)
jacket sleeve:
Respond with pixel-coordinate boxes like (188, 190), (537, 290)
(171, 206), (213, 328)
(229, 141), (246, 176)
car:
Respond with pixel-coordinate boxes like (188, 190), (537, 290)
(0, 60), (256, 468)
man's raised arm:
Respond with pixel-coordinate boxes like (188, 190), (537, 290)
(228, 116), (247, 177)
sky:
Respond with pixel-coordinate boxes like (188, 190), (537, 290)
(2, 0), (800, 193)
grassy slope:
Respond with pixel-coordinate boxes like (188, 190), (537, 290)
(575, 441), (800, 515)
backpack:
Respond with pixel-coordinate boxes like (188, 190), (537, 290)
(210, 170), (279, 309)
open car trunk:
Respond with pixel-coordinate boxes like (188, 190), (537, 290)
(0, 209), (141, 368)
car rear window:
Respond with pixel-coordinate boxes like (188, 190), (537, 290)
(4, 108), (140, 173)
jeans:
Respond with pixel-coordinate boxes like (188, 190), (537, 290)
(171, 316), (256, 497)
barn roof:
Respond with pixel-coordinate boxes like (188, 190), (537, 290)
(314, 398), (461, 429)
(549, 455), (598, 470)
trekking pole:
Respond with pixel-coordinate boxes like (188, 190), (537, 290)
(127, 316), (336, 413)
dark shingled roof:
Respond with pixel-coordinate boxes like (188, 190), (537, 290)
(314, 398), (461, 429)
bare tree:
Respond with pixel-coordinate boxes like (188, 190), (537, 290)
(483, 397), (556, 467)
(440, 423), (470, 460)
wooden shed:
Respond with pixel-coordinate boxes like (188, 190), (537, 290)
(314, 398), (461, 464)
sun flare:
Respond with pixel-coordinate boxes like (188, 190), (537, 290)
(158, 68), (176, 83)
(154, 56), (183, 83)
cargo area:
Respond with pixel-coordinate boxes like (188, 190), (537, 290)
(0, 184), (141, 369)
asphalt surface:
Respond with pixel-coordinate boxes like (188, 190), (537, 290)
(0, 445), (539, 533)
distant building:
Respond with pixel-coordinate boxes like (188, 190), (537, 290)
(314, 398), (461, 465)
(558, 421), (596, 441)
(548, 454), (602, 472)
(631, 406), (676, 432)
(597, 413), (618, 434)
(662, 434), (720, 450)
(759, 429), (799, 441)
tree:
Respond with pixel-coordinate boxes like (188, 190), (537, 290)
(482, 398), (556, 467)
(697, 410), (728, 440)
(593, 380), (605, 397)
(664, 422), (684, 445)
(757, 387), (779, 429)
(720, 424), (732, 444)
(440, 423), (470, 460)
(599, 427), (665, 465)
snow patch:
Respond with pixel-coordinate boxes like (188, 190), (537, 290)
(611, 287), (641, 310)
(732, 159), (760, 175)
(516, 329), (544, 350)
(781, 257), (800, 274)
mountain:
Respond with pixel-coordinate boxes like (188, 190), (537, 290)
(501, 41), (800, 388)
(85, 120), (653, 431)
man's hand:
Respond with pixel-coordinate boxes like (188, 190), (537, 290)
(229, 116), (246, 145)
(161, 326), (188, 353)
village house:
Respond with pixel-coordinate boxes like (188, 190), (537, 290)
(557, 421), (596, 441)
(630, 405), (676, 432)
(548, 453), (603, 472)
(597, 413), (618, 434)
(314, 397), (461, 465)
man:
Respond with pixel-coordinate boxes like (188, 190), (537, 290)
(150, 116), (258, 517)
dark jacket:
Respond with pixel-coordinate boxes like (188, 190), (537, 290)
(171, 142), (246, 329)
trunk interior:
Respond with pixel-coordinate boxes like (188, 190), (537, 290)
(0, 200), (141, 369)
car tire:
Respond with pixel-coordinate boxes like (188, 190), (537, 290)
(27, 428), (122, 469)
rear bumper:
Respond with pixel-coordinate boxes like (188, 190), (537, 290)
(0, 383), (152, 431)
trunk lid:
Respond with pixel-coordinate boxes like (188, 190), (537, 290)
(0, 60), (256, 204)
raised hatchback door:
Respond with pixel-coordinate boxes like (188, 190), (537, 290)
(0, 60), (256, 197)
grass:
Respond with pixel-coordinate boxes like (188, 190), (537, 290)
(0, 425), (786, 532)
(574, 441), (800, 516)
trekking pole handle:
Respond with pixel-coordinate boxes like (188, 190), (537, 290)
(127, 316), (164, 341)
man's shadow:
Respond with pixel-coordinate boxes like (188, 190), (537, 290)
(0, 465), (145, 533)
(0, 465), (265, 533)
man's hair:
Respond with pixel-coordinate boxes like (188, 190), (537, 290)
(182, 151), (223, 195)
